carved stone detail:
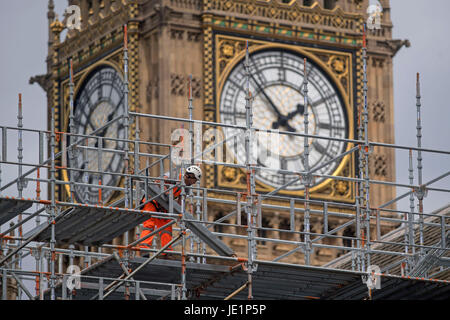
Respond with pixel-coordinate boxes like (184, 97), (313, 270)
(170, 74), (185, 96)
(170, 74), (201, 98)
(187, 31), (201, 42)
(371, 101), (385, 123)
(170, 29), (184, 40)
(370, 154), (388, 177)
(208, 0), (361, 32)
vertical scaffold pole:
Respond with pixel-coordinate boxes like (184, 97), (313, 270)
(356, 25), (366, 272)
(50, 97), (57, 300)
(408, 149), (416, 271)
(123, 24), (130, 207)
(362, 24), (371, 269)
(83, 139), (89, 204)
(69, 58), (75, 202)
(134, 108), (140, 197)
(244, 41), (256, 299)
(180, 165), (187, 300)
(187, 75), (197, 261)
(34, 248), (40, 299)
(69, 244), (74, 300)
(34, 165), (41, 297)
(134, 110), (141, 244)
(302, 58), (311, 266)
(415, 73), (425, 257)
(17, 94), (24, 299)
(97, 137), (103, 205)
(123, 24), (131, 300)
(17, 94), (23, 198)
(188, 74), (194, 165)
(201, 189), (208, 263)
(195, 186), (202, 263)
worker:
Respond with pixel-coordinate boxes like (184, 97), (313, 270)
(139, 165), (202, 256)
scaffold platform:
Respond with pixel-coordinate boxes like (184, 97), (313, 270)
(20, 184), (235, 255)
(24, 204), (151, 246)
(0, 197), (32, 225)
(326, 205), (450, 278)
(40, 255), (450, 300)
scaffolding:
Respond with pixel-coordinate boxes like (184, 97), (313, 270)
(0, 25), (449, 300)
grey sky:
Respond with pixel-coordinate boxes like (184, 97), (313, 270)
(390, 0), (450, 213)
(0, 0), (448, 298)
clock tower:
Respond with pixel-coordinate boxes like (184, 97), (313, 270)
(33, 0), (407, 266)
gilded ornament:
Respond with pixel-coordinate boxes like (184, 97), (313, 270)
(330, 56), (346, 75)
(335, 181), (349, 195)
(221, 43), (235, 58)
(223, 167), (237, 182)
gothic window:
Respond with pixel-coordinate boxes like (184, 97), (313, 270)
(303, 0), (314, 6)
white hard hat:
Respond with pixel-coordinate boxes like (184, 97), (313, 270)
(186, 165), (202, 180)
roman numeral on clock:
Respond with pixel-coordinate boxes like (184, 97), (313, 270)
(317, 122), (345, 131)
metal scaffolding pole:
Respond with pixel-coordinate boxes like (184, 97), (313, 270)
(16, 94), (24, 299)
(49, 97), (56, 300)
(187, 75), (199, 262)
(123, 24), (131, 300)
(408, 149), (416, 272)
(415, 73), (425, 258)
(302, 58), (312, 266)
(68, 58), (75, 203)
(180, 165), (187, 300)
(244, 41), (257, 299)
(362, 25), (371, 270)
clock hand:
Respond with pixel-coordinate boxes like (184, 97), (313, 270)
(249, 74), (282, 117)
(271, 117), (296, 132)
(94, 112), (116, 148)
(285, 103), (306, 121)
(280, 103), (309, 139)
(270, 100), (301, 132)
(249, 73), (296, 132)
(247, 55), (297, 133)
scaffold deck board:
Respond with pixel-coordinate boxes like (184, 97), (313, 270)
(325, 204), (450, 279)
(41, 255), (450, 300)
(24, 205), (149, 246)
(20, 188), (235, 258)
(0, 197), (33, 225)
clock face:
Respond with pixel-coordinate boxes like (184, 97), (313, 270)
(69, 66), (126, 204)
(219, 48), (349, 190)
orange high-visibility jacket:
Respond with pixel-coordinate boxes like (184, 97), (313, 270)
(139, 172), (182, 250)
